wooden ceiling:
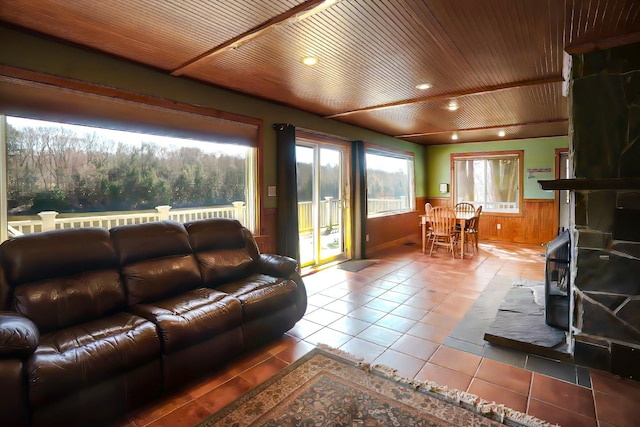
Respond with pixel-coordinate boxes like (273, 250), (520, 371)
(1, 0), (639, 145)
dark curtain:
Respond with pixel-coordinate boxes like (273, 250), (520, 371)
(273, 123), (300, 261)
(351, 140), (367, 259)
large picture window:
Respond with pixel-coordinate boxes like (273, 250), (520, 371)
(0, 70), (261, 242)
(452, 151), (523, 214)
(2, 116), (257, 239)
(366, 148), (415, 217)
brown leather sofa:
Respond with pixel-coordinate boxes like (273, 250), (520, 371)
(0, 218), (307, 427)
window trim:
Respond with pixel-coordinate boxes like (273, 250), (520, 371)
(0, 117), (7, 242)
(0, 66), (264, 234)
(365, 144), (415, 218)
(450, 150), (524, 217)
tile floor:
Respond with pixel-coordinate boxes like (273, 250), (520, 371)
(112, 241), (640, 427)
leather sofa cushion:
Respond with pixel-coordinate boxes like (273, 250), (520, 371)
(111, 221), (204, 305)
(121, 254), (203, 306)
(130, 288), (242, 354)
(26, 312), (159, 407)
(186, 219), (249, 251)
(195, 248), (256, 286)
(0, 312), (39, 358)
(12, 270), (126, 334)
(217, 274), (299, 321)
(110, 221), (193, 266)
(0, 228), (117, 284)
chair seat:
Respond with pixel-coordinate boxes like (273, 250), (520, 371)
(428, 206), (458, 258)
(130, 288), (243, 354)
(27, 312), (160, 407)
(217, 274), (301, 321)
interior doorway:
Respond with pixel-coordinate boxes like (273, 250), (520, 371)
(296, 138), (350, 268)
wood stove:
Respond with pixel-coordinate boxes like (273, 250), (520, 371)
(544, 230), (570, 331)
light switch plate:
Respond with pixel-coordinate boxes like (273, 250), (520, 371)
(267, 185), (276, 197)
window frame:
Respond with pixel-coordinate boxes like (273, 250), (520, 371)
(450, 150), (524, 217)
(0, 67), (263, 240)
(365, 145), (415, 218)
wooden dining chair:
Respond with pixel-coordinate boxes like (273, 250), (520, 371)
(464, 206), (482, 254)
(454, 202), (475, 215)
(454, 202), (475, 237)
(429, 206), (458, 258)
(424, 202), (434, 245)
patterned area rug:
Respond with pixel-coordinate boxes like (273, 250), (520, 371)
(196, 346), (554, 427)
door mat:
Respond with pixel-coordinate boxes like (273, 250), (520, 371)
(337, 259), (378, 272)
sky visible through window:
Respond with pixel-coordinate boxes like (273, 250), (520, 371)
(8, 117), (246, 157)
(366, 152), (409, 173)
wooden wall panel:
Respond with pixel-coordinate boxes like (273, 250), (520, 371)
(366, 210), (421, 253)
(256, 207), (277, 254)
(425, 197), (556, 245)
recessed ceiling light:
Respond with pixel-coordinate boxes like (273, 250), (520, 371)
(447, 100), (459, 111)
(302, 56), (318, 66)
(498, 130), (506, 137)
(415, 83), (432, 90)
(451, 133), (459, 140)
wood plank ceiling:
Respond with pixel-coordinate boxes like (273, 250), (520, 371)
(1, 0), (639, 145)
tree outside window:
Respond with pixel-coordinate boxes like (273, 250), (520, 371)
(5, 116), (255, 230)
(366, 148), (415, 217)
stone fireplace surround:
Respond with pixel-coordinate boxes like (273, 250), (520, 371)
(543, 42), (640, 380)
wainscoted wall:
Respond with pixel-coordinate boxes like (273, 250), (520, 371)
(364, 196), (426, 254)
(366, 213), (422, 254)
(426, 197), (556, 245)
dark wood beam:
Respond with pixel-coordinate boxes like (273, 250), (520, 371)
(395, 119), (568, 139)
(565, 32), (640, 55)
(172, 0), (338, 76)
(325, 76), (564, 119)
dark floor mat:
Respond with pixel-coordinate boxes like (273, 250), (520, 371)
(337, 259), (377, 272)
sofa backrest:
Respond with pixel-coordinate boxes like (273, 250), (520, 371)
(110, 220), (203, 305)
(0, 228), (125, 334)
(185, 218), (260, 287)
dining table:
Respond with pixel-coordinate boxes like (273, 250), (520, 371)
(420, 211), (477, 259)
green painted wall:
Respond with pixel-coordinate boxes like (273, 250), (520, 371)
(0, 26), (426, 208)
(426, 136), (568, 199)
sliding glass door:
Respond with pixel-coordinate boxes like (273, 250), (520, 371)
(296, 141), (349, 268)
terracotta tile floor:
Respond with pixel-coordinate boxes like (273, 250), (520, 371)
(111, 241), (640, 427)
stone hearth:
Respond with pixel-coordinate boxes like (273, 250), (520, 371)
(484, 281), (570, 361)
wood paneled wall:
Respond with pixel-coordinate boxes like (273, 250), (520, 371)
(426, 197), (556, 245)
(366, 210), (422, 253)
(256, 207), (277, 254)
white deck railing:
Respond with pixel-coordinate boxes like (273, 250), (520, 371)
(297, 198), (342, 233)
(367, 197), (408, 215)
(8, 197), (411, 237)
(8, 203), (247, 236)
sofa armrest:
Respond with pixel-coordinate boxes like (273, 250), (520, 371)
(256, 254), (307, 320)
(0, 311), (39, 359)
(256, 254), (299, 277)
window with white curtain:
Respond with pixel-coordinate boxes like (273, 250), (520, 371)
(453, 151), (522, 214)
